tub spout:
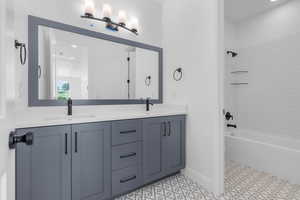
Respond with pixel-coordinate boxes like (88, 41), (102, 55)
(227, 124), (237, 128)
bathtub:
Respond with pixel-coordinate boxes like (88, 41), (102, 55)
(225, 130), (300, 184)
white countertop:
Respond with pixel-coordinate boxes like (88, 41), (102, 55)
(15, 105), (187, 129)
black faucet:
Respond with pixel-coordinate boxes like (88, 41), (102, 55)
(67, 98), (72, 116)
(146, 98), (154, 112)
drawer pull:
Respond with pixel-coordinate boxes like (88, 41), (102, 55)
(120, 130), (137, 135)
(120, 152), (137, 159)
(120, 175), (137, 183)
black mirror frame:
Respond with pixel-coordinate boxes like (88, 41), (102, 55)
(28, 15), (163, 107)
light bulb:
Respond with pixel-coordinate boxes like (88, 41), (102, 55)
(118, 10), (127, 26)
(102, 4), (112, 20)
(84, 0), (95, 17)
(130, 17), (139, 33)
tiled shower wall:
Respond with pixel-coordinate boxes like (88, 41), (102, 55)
(225, 0), (300, 140)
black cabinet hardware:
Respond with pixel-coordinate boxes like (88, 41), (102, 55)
(65, 134), (68, 155)
(168, 122), (171, 136)
(163, 122), (167, 136)
(38, 65), (42, 78)
(120, 175), (137, 183)
(120, 152), (137, 159)
(120, 130), (136, 135)
(75, 132), (78, 153)
(9, 131), (33, 149)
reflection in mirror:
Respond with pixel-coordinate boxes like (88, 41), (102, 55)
(38, 26), (159, 101)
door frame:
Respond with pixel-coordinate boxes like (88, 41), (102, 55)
(0, 0), (16, 199)
(213, 0), (225, 195)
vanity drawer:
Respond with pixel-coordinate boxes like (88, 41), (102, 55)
(112, 166), (142, 197)
(112, 142), (141, 171)
(112, 120), (142, 146)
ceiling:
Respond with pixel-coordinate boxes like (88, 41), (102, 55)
(151, 0), (165, 5)
(225, 0), (290, 23)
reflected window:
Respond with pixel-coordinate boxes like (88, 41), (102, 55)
(56, 80), (70, 100)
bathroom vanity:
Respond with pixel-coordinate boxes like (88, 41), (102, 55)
(14, 114), (186, 200)
(12, 15), (186, 200)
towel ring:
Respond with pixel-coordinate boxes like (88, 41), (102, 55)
(145, 76), (151, 87)
(173, 68), (183, 81)
(15, 40), (27, 65)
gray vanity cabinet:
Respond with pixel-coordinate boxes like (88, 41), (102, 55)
(16, 126), (72, 200)
(15, 115), (185, 200)
(163, 116), (186, 175)
(71, 122), (111, 200)
(16, 123), (111, 200)
(142, 117), (166, 184)
(142, 115), (186, 184)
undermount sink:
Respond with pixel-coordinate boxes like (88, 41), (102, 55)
(45, 114), (96, 121)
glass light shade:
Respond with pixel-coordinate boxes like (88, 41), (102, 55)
(84, 0), (95, 17)
(130, 18), (139, 31)
(118, 11), (127, 25)
(102, 4), (112, 19)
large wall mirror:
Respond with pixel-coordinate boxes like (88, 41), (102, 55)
(28, 16), (163, 106)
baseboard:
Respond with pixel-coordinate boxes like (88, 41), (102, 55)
(183, 167), (212, 192)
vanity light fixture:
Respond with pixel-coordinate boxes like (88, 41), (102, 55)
(81, 1), (139, 35)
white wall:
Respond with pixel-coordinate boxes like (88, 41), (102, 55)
(237, 0), (300, 49)
(0, 0), (16, 199)
(224, 20), (237, 50)
(224, 20), (238, 126)
(226, 0), (300, 140)
(163, 0), (222, 193)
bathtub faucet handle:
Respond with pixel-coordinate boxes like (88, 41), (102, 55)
(225, 112), (234, 121)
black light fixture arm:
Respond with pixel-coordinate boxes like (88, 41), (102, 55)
(81, 15), (138, 35)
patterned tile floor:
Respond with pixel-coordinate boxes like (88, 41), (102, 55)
(116, 161), (300, 200)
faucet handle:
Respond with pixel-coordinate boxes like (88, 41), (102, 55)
(146, 97), (154, 105)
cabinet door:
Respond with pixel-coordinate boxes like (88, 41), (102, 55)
(142, 117), (167, 184)
(163, 116), (186, 175)
(72, 122), (111, 200)
(16, 126), (71, 200)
